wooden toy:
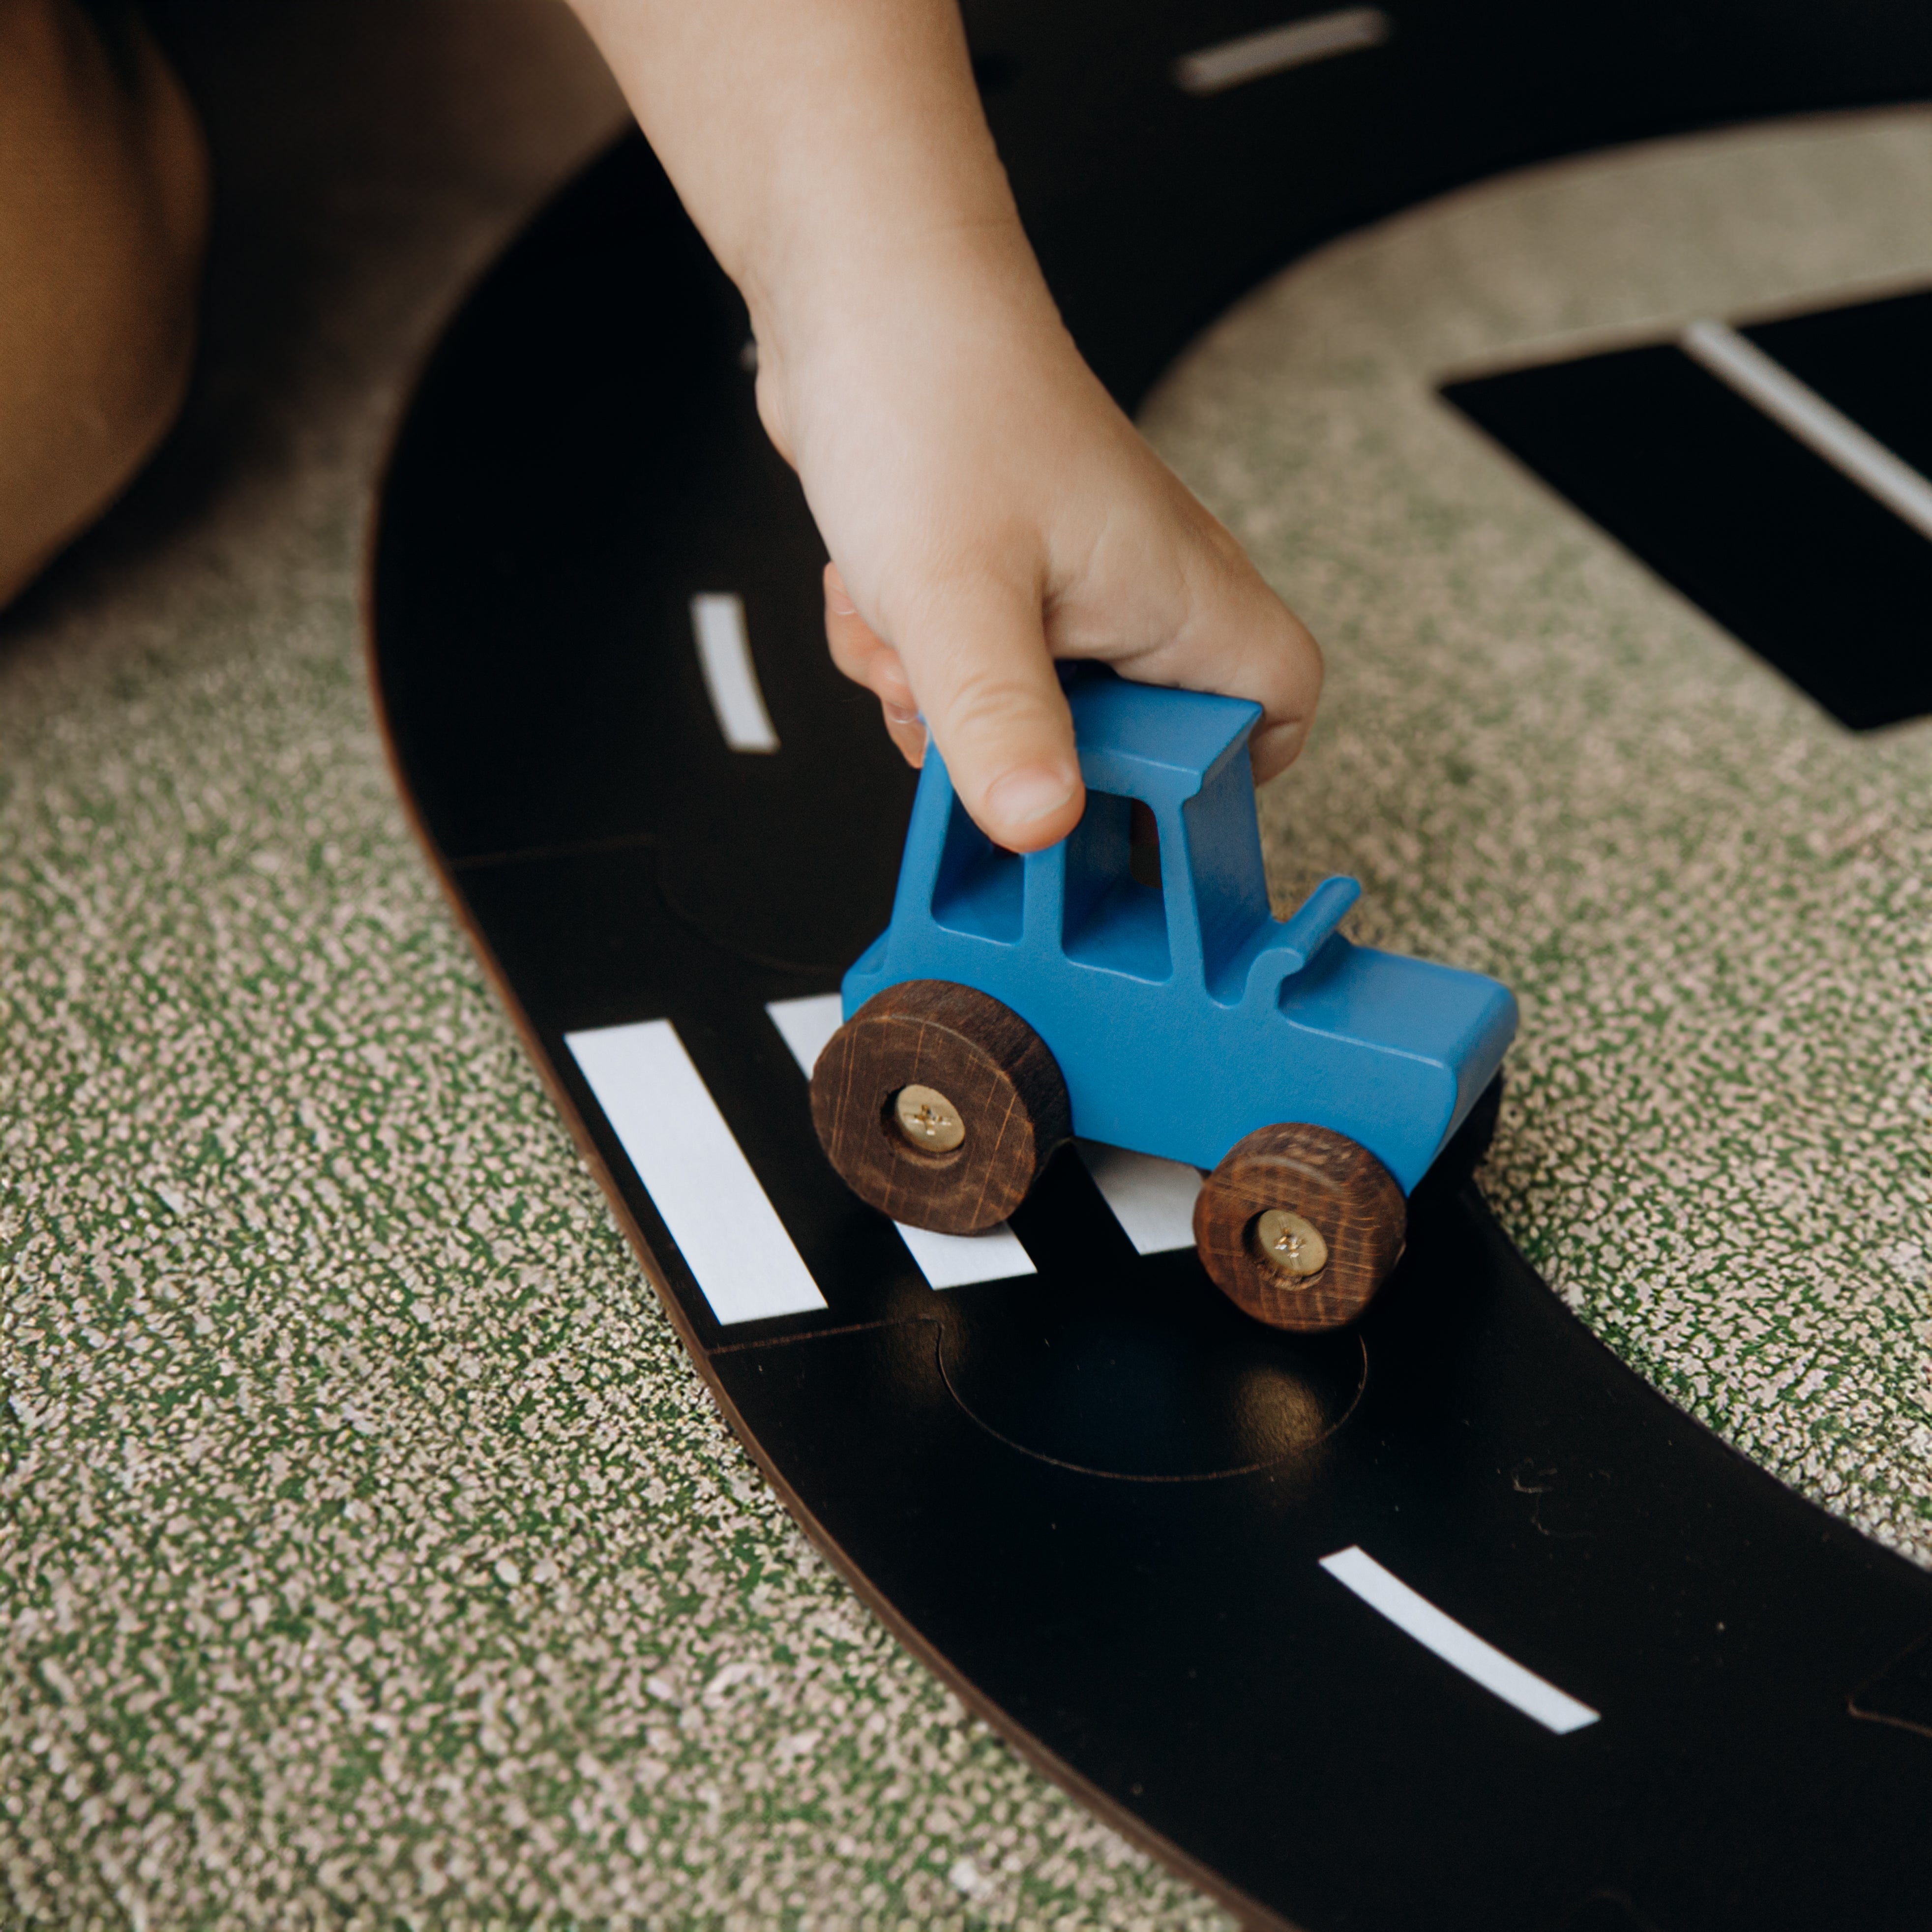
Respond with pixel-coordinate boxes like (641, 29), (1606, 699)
(811, 672), (1516, 1330)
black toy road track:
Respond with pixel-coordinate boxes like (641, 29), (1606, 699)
(369, 9), (1932, 1929)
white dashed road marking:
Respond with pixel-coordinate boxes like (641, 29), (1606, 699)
(1173, 8), (1391, 96)
(690, 592), (780, 752)
(892, 1218), (1037, 1289)
(567, 1019), (826, 1324)
(1320, 1546), (1601, 1735)
(1076, 1141), (1202, 1254)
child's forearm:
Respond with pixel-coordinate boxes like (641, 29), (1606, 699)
(566, 0), (1030, 392)
(563, 0), (1323, 853)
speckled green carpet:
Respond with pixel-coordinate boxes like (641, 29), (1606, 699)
(5, 25), (1930, 1921)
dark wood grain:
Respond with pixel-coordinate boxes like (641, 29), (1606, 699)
(811, 980), (1071, 1234)
(1193, 1122), (1407, 1333)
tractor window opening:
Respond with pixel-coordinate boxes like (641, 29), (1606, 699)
(931, 793), (1024, 943)
(1182, 760), (1276, 1003)
(1129, 799), (1162, 891)
(1064, 791), (1171, 982)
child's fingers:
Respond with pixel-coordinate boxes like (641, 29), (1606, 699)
(878, 706), (929, 766)
(824, 562), (912, 706)
(824, 563), (929, 765)
(1113, 542), (1324, 785)
(897, 576), (1083, 853)
(1196, 579), (1323, 784)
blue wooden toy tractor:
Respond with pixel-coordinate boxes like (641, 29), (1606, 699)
(809, 673), (1516, 1330)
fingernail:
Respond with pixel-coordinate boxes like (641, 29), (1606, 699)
(827, 581), (858, 617)
(884, 702), (922, 726)
(986, 765), (1078, 828)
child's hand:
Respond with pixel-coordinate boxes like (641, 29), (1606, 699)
(567, 0), (1320, 851)
(764, 251), (1320, 852)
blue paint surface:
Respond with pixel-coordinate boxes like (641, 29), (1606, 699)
(844, 675), (1516, 1193)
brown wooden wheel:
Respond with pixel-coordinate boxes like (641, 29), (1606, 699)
(1192, 1122), (1407, 1333)
(809, 981), (1071, 1235)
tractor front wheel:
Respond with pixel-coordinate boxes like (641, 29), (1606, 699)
(1193, 1123), (1406, 1333)
(809, 981), (1071, 1235)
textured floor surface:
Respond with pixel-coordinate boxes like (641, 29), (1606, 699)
(4, 11), (1929, 1922)
(1142, 104), (1932, 1567)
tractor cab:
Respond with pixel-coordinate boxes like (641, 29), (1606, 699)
(900, 673), (1356, 1009)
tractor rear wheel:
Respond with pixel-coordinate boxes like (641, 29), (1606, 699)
(810, 981), (1071, 1234)
(1193, 1123), (1406, 1333)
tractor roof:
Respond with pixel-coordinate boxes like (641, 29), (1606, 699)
(1067, 673), (1263, 805)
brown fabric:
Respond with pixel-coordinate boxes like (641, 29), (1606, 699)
(0, 0), (208, 608)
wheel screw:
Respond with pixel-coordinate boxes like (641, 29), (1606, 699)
(1254, 1208), (1327, 1279)
(894, 1083), (965, 1153)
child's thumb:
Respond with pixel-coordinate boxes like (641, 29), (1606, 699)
(909, 580), (1084, 854)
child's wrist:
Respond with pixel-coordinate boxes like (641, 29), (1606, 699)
(751, 207), (1043, 346)
(745, 215), (1065, 448)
